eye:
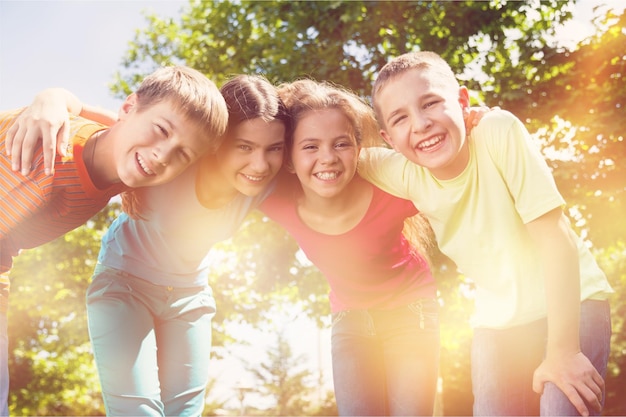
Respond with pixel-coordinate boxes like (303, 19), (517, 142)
(178, 148), (191, 162)
(302, 144), (317, 151)
(390, 115), (406, 127)
(155, 124), (169, 137)
(238, 144), (252, 151)
(269, 145), (284, 152)
(424, 99), (440, 109)
(335, 141), (352, 149)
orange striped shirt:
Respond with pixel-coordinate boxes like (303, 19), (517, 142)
(0, 109), (127, 273)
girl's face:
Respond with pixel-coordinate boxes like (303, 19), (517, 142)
(290, 108), (359, 199)
(214, 117), (285, 197)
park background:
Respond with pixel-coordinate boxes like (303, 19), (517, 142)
(1, 0), (625, 415)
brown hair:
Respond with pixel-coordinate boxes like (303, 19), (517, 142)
(371, 51), (459, 128)
(277, 78), (383, 151)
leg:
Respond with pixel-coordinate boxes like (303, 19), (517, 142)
(86, 266), (164, 416)
(0, 280), (9, 417)
(157, 286), (216, 417)
(540, 300), (612, 416)
(472, 320), (545, 416)
(331, 310), (387, 416)
(381, 299), (440, 416)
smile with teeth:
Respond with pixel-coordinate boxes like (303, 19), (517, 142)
(242, 173), (264, 182)
(136, 154), (155, 175)
(417, 135), (444, 151)
(315, 171), (339, 180)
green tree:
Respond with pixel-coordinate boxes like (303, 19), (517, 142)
(8, 205), (119, 415)
(246, 331), (315, 415)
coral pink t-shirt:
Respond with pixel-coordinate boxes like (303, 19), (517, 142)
(260, 175), (436, 313)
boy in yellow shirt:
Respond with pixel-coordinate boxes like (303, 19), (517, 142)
(359, 51), (613, 417)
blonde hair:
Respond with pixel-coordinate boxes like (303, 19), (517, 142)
(372, 51), (460, 128)
(135, 65), (228, 151)
(277, 78), (383, 150)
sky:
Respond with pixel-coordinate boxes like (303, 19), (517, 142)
(1, 0), (625, 112)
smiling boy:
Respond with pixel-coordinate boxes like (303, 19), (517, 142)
(359, 51), (613, 417)
(0, 65), (227, 415)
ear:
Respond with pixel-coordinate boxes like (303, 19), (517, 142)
(118, 93), (138, 120)
(285, 159), (296, 174)
(458, 86), (470, 110)
(379, 128), (398, 152)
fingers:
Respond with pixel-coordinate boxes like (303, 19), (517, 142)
(41, 124), (60, 176)
(57, 119), (71, 158)
(8, 122), (27, 174)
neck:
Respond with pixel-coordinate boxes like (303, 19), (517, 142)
(195, 155), (239, 208)
(83, 130), (113, 189)
(297, 175), (373, 235)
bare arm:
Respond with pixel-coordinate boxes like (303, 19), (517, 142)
(528, 208), (604, 417)
(5, 88), (116, 175)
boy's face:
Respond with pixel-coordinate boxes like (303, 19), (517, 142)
(111, 95), (211, 187)
(289, 108), (360, 199)
(213, 117), (285, 197)
(378, 68), (470, 180)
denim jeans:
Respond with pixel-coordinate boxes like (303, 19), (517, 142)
(472, 299), (611, 416)
(0, 282), (9, 417)
(86, 265), (216, 416)
(331, 298), (439, 416)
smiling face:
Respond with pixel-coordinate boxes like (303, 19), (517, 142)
(377, 68), (471, 180)
(213, 117), (286, 197)
(290, 108), (359, 199)
(107, 95), (211, 188)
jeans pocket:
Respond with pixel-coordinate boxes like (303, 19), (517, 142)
(331, 310), (348, 327)
(86, 267), (132, 302)
(407, 299), (439, 331)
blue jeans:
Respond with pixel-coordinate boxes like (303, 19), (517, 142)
(0, 282), (9, 417)
(331, 299), (440, 416)
(86, 265), (216, 416)
(472, 299), (611, 416)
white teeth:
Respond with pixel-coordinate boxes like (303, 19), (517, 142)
(137, 154), (155, 175)
(417, 135), (443, 150)
(315, 171), (338, 180)
(243, 174), (263, 182)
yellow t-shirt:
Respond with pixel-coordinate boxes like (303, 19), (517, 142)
(359, 109), (613, 328)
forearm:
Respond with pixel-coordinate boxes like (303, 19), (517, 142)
(528, 209), (582, 357)
(79, 104), (117, 126)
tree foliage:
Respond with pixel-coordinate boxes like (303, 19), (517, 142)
(7, 1), (626, 415)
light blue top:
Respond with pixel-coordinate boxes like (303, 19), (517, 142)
(98, 161), (273, 287)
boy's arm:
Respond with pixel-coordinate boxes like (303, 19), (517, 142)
(5, 88), (116, 176)
(527, 208), (604, 417)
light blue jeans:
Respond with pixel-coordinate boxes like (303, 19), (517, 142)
(86, 264), (216, 416)
(472, 299), (611, 416)
(331, 299), (440, 416)
(0, 283), (9, 417)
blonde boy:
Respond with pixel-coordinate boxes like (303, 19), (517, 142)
(359, 51), (612, 417)
(0, 65), (227, 415)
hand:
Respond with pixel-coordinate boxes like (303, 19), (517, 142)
(533, 351), (604, 417)
(5, 88), (78, 176)
(464, 105), (498, 133)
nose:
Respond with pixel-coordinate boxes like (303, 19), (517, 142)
(153, 143), (175, 167)
(410, 110), (433, 133)
(249, 150), (270, 173)
(319, 145), (338, 164)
